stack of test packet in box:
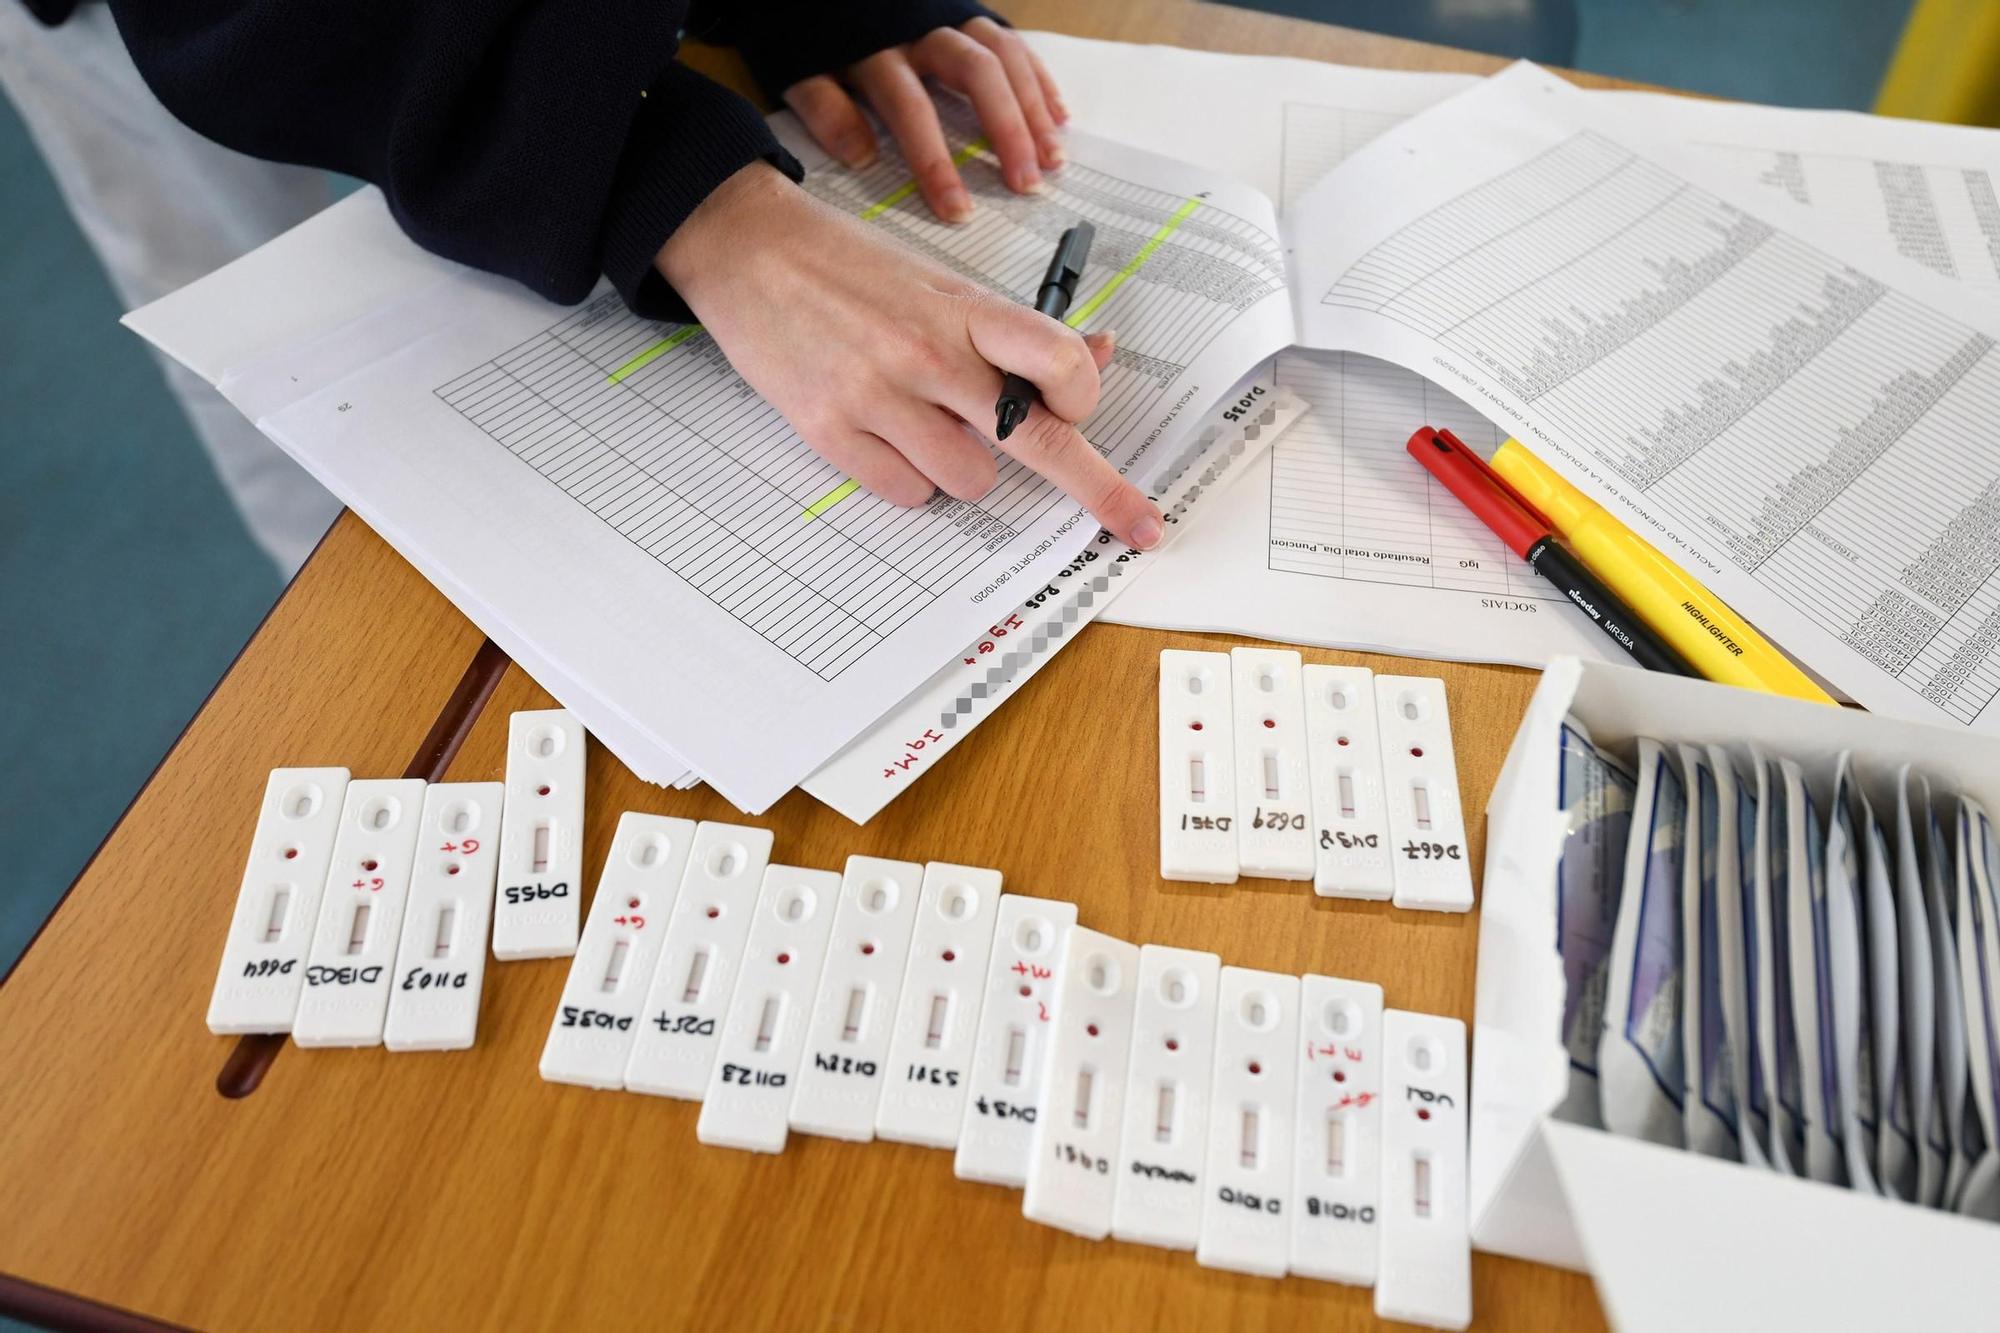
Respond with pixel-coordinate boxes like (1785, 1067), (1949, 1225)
(1474, 655), (2000, 1333)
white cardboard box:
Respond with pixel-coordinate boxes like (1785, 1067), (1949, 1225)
(1473, 655), (2000, 1331)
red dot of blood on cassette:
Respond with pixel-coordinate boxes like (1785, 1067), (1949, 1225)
(1410, 747), (1424, 758)
(446, 864), (460, 876)
(706, 906), (720, 919)
(1019, 984), (1032, 997)
(942, 949), (956, 962)
(1333, 1069), (1346, 1083)
(627, 897), (640, 909)
(1262, 718), (1276, 729)
(1337, 736), (1350, 747)
(537, 784), (551, 796)
(1165, 1037), (1179, 1051)
(777, 952), (791, 965)
(1086, 1024), (1100, 1037)
(283, 848), (298, 860)
(1418, 1107), (1432, 1121)
(361, 859), (378, 872)
(861, 942), (876, 955)
(1248, 1060), (1262, 1075)
(1189, 721), (1203, 731)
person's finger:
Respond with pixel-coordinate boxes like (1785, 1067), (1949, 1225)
(1001, 407), (1163, 550)
(960, 17), (1062, 170)
(799, 422), (935, 508)
(784, 75), (878, 169)
(1084, 329), (1115, 373)
(851, 51), (970, 221)
(1027, 47), (1069, 125)
(963, 296), (1103, 422)
(873, 401), (997, 502)
(909, 28), (1041, 194)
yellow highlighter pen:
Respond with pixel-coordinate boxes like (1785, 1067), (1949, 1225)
(1491, 440), (1836, 704)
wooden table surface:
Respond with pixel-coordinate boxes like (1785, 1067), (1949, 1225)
(0, 3), (1627, 1328)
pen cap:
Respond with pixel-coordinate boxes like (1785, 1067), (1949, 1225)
(1405, 427), (1548, 559)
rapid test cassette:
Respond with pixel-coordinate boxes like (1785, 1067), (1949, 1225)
(1023, 927), (1141, 1240)
(382, 782), (505, 1051)
(1302, 666), (1393, 901)
(292, 778), (428, 1047)
(623, 821), (774, 1098)
(207, 767), (351, 1035)
(1375, 1009), (1471, 1330)
(1231, 647), (1313, 880)
(492, 709), (586, 959)
(1291, 975), (1385, 1284)
(1111, 945), (1222, 1250)
(875, 863), (1006, 1148)
(1159, 650), (1239, 884)
(697, 864), (842, 1153)
(1197, 967), (1301, 1276)
(539, 813), (697, 1086)
(1376, 676), (1474, 912)
(956, 894), (1078, 1186)
(788, 855), (926, 1140)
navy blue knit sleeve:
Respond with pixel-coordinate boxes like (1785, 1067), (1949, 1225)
(102, 1), (799, 320)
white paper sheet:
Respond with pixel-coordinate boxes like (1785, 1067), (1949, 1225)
(132, 105), (1296, 811)
(1288, 63), (2000, 733)
(1041, 33), (2000, 687)
(1029, 33), (1611, 666)
(1619, 92), (2000, 305)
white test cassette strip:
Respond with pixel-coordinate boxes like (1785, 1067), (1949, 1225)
(492, 709), (586, 960)
(1159, 650), (1238, 884)
(293, 778), (428, 1047)
(1196, 966), (1300, 1277)
(955, 894), (1078, 1187)
(207, 767), (351, 1035)
(1112, 945), (1221, 1250)
(1231, 647), (1313, 880)
(875, 862), (1005, 1148)
(622, 821), (773, 1098)
(788, 855), (925, 1140)
(1302, 666), (1393, 901)
(1375, 1009), (1470, 1330)
(1376, 676), (1473, 912)
(382, 782), (504, 1051)
(1023, 927), (1141, 1240)
(539, 813), (696, 1086)
(1291, 975), (1385, 1284)
(697, 865), (842, 1153)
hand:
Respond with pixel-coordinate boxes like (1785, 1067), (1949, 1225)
(782, 17), (1068, 221)
(656, 163), (1163, 551)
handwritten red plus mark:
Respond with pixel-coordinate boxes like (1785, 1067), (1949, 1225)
(1011, 960), (1031, 977)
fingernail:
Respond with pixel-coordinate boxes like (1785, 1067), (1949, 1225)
(1014, 168), (1044, 194)
(1042, 137), (1066, 166)
(841, 138), (877, 169)
(942, 185), (973, 220)
(1132, 515), (1164, 551)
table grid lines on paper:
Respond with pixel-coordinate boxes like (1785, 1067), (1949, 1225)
(435, 111), (1288, 685)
